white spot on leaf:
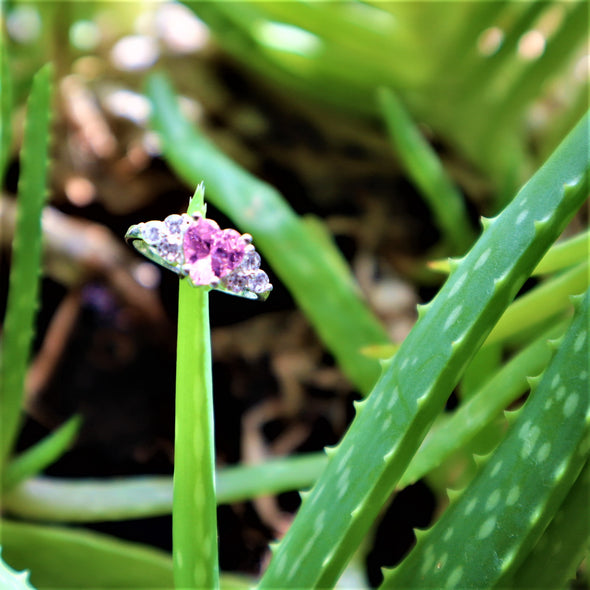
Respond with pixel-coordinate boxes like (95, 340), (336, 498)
(474, 248), (492, 270)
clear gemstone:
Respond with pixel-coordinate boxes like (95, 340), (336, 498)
(183, 217), (220, 264)
(248, 270), (270, 294)
(143, 221), (164, 245)
(240, 250), (261, 272)
(165, 214), (186, 235)
(157, 240), (182, 263)
(223, 272), (248, 294)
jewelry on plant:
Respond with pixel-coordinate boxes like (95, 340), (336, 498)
(125, 212), (272, 301)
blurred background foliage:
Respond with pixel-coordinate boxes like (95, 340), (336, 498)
(5, 0), (589, 199)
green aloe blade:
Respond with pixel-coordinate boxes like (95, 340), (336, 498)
(1, 519), (174, 589)
(172, 185), (218, 590)
(399, 321), (566, 488)
(379, 87), (475, 253)
(146, 72), (389, 395)
(1, 519), (251, 590)
(0, 323), (566, 523)
(485, 260), (588, 345)
(1, 452), (328, 522)
(0, 549), (35, 590)
(430, 228), (589, 276)
(0, 64), (53, 467)
(382, 289), (589, 589)
(257, 114), (589, 589)
(2, 415), (81, 491)
(0, 44), (13, 184)
(508, 460), (590, 589)
(532, 229), (589, 275)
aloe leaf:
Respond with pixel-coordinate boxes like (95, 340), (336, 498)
(485, 260), (588, 345)
(0, 549), (35, 590)
(462, 2), (547, 93)
(398, 321), (566, 489)
(2, 452), (328, 522)
(146, 72), (389, 395)
(2, 415), (81, 491)
(0, 328), (569, 525)
(2, 320), (562, 524)
(0, 44), (13, 185)
(509, 460), (590, 589)
(378, 87), (475, 253)
(490, 1), (588, 137)
(532, 228), (589, 275)
(1, 520), (251, 590)
(173, 185), (218, 589)
(257, 114), (589, 589)
(381, 289), (589, 589)
(0, 64), (53, 468)
(1, 519), (174, 589)
(431, 227), (589, 276)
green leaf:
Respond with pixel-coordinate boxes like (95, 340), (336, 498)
(257, 113), (589, 588)
(1, 520), (251, 590)
(173, 184), (218, 589)
(509, 460), (590, 589)
(0, 549), (35, 590)
(430, 228), (590, 276)
(3, 415), (82, 491)
(0, 64), (53, 467)
(398, 322), (565, 489)
(1, 453), (328, 523)
(485, 260), (588, 345)
(382, 289), (589, 588)
(378, 87), (475, 254)
(532, 228), (589, 275)
(1, 519), (173, 589)
(0, 43), (14, 185)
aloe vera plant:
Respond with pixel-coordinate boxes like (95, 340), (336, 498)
(0, 549), (33, 590)
(255, 113), (589, 588)
(1, 12), (588, 585)
(382, 289), (589, 588)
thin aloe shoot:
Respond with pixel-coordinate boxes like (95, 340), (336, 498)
(0, 64), (53, 468)
(2, 415), (81, 491)
(0, 45), (14, 184)
(257, 114), (589, 589)
(1, 320), (564, 524)
(126, 183), (272, 588)
(382, 289), (589, 588)
(485, 259), (588, 345)
(378, 87), (475, 254)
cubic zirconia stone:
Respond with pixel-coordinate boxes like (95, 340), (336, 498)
(223, 272), (248, 294)
(164, 214), (186, 235)
(157, 240), (182, 264)
(248, 270), (270, 294)
(143, 221), (164, 245)
(240, 250), (261, 272)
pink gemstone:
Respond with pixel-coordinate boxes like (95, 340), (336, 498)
(210, 229), (246, 278)
(188, 258), (217, 286)
(183, 217), (220, 264)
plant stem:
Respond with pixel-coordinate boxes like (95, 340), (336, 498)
(173, 187), (218, 589)
(0, 64), (52, 468)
